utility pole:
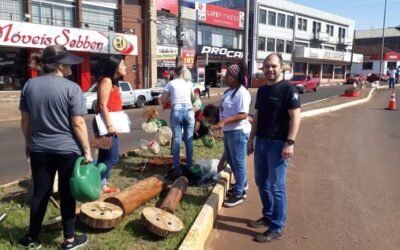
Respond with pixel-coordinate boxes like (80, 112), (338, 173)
(349, 29), (356, 75)
(176, 0), (183, 66)
(378, 0), (387, 76)
(244, 0), (250, 71)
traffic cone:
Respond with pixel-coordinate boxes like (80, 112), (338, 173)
(386, 91), (397, 110)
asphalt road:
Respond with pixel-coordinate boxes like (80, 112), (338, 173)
(0, 85), (348, 185)
(206, 88), (400, 249)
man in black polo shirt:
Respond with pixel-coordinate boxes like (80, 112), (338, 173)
(247, 53), (301, 242)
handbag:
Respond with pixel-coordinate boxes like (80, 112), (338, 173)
(90, 135), (113, 150)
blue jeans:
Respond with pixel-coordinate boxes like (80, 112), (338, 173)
(224, 129), (249, 196)
(170, 103), (195, 169)
(389, 78), (395, 89)
(254, 137), (288, 232)
(98, 135), (119, 185)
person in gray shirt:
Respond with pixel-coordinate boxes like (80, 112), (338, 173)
(19, 45), (91, 250)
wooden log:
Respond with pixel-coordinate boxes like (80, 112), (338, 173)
(159, 176), (188, 214)
(141, 207), (184, 237)
(79, 201), (123, 229)
(104, 175), (166, 215)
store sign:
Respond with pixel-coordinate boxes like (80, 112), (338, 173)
(384, 52), (400, 60)
(323, 50), (344, 61)
(156, 46), (195, 68)
(0, 20), (137, 55)
(195, 2), (244, 29)
(157, 0), (178, 16)
(199, 45), (243, 59)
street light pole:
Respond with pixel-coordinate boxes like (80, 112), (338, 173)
(378, 0), (387, 76)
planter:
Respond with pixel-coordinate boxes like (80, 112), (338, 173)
(343, 89), (360, 97)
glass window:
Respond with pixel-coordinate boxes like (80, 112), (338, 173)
(268, 11), (276, 26)
(278, 13), (285, 28)
(212, 33), (223, 47)
(326, 24), (334, 36)
(313, 21), (321, 33)
(259, 9), (266, 24)
(258, 37), (266, 51)
(298, 18), (307, 31)
(294, 62), (307, 74)
(322, 64), (333, 78)
(223, 35), (234, 48)
(0, 48), (27, 91)
(338, 27), (346, 38)
(334, 65), (345, 79)
(32, 1), (75, 27)
(82, 4), (116, 32)
(119, 82), (131, 91)
(277, 39), (284, 53)
(202, 31), (212, 46)
(267, 38), (275, 52)
(0, 0), (24, 21)
(286, 41), (293, 53)
(309, 64), (321, 77)
(287, 15), (294, 29)
(362, 62), (373, 70)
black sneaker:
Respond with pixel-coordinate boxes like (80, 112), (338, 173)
(19, 235), (42, 249)
(254, 229), (283, 243)
(61, 234), (88, 250)
(0, 213), (6, 223)
(227, 182), (249, 197)
(224, 195), (244, 207)
(226, 189), (247, 199)
(248, 217), (270, 228)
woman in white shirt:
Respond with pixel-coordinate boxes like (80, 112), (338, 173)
(212, 62), (251, 207)
(161, 65), (195, 179)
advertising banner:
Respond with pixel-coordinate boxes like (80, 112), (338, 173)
(195, 2), (244, 29)
(0, 20), (138, 55)
(157, 0), (178, 16)
(157, 17), (196, 48)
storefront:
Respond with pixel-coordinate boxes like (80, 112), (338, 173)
(352, 51), (400, 76)
(0, 20), (137, 91)
(294, 47), (363, 82)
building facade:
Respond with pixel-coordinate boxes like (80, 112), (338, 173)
(156, 1), (244, 87)
(0, 0), (145, 92)
(352, 27), (400, 75)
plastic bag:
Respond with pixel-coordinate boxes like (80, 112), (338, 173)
(158, 126), (172, 145)
(142, 121), (159, 133)
(148, 140), (160, 154)
(195, 159), (220, 187)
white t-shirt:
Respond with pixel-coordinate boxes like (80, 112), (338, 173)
(165, 79), (192, 105)
(220, 85), (252, 133)
(389, 69), (396, 78)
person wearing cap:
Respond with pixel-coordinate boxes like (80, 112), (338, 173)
(94, 55), (126, 194)
(211, 62), (251, 207)
(247, 53), (301, 242)
(19, 45), (91, 250)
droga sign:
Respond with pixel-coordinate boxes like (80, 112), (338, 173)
(200, 46), (243, 59)
(0, 20), (137, 55)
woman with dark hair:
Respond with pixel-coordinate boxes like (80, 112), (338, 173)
(19, 45), (91, 249)
(211, 61), (251, 208)
(161, 65), (195, 179)
(95, 55), (126, 193)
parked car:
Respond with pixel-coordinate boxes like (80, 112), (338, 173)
(366, 73), (389, 82)
(289, 74), (319, 94)
(346, 74), (367, 84)
(84, 81), (153, 112)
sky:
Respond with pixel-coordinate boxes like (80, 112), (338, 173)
(191, 0), (399, 30)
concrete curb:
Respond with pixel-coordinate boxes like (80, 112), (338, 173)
(179, 170), (231, 250)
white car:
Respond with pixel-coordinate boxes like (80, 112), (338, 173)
(84, 81), (153, 112)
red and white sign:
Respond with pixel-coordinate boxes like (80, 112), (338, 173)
(157, 0), (178, 16)
(0, 20), (137, 55)
(195, 2), (244, 29)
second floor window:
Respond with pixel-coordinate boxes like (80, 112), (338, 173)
(277, 39), (285, 53)
(258, 37), (266, 51)
(298, 18), (307, 31)
(268, 11), (276, 26)
(326, 24), (334, 36)
(339, 27), (346, 38)
(287, 15), (294, 29)
(267, 38), (275, 52)
(0, 0), (24, 21)
(259, 9), (266, 24)
(32, 0), (75, 27)
(286, 41), (293, 53)
(278, 13), (285, 28)
(313, 21), (321, 33)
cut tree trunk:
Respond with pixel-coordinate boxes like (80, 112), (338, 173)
(79, 201), (124, 229)
(104, 175), (166, 215)
(159, 176), (188, 214)
(141, 207), (184, 237)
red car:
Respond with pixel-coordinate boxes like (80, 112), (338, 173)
(346, 74), (367, 84)
(366, 73), (389, 82)
(289, 74), (319, 94)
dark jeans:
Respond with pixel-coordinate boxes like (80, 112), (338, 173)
(29, 152), (79, 240)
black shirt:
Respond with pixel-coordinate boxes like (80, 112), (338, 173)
(255, 80), (301, 140)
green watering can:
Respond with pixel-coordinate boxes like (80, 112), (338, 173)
(70, 157), (107, 202)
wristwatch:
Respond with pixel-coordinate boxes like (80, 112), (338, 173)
(286, 139), (295, 145)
